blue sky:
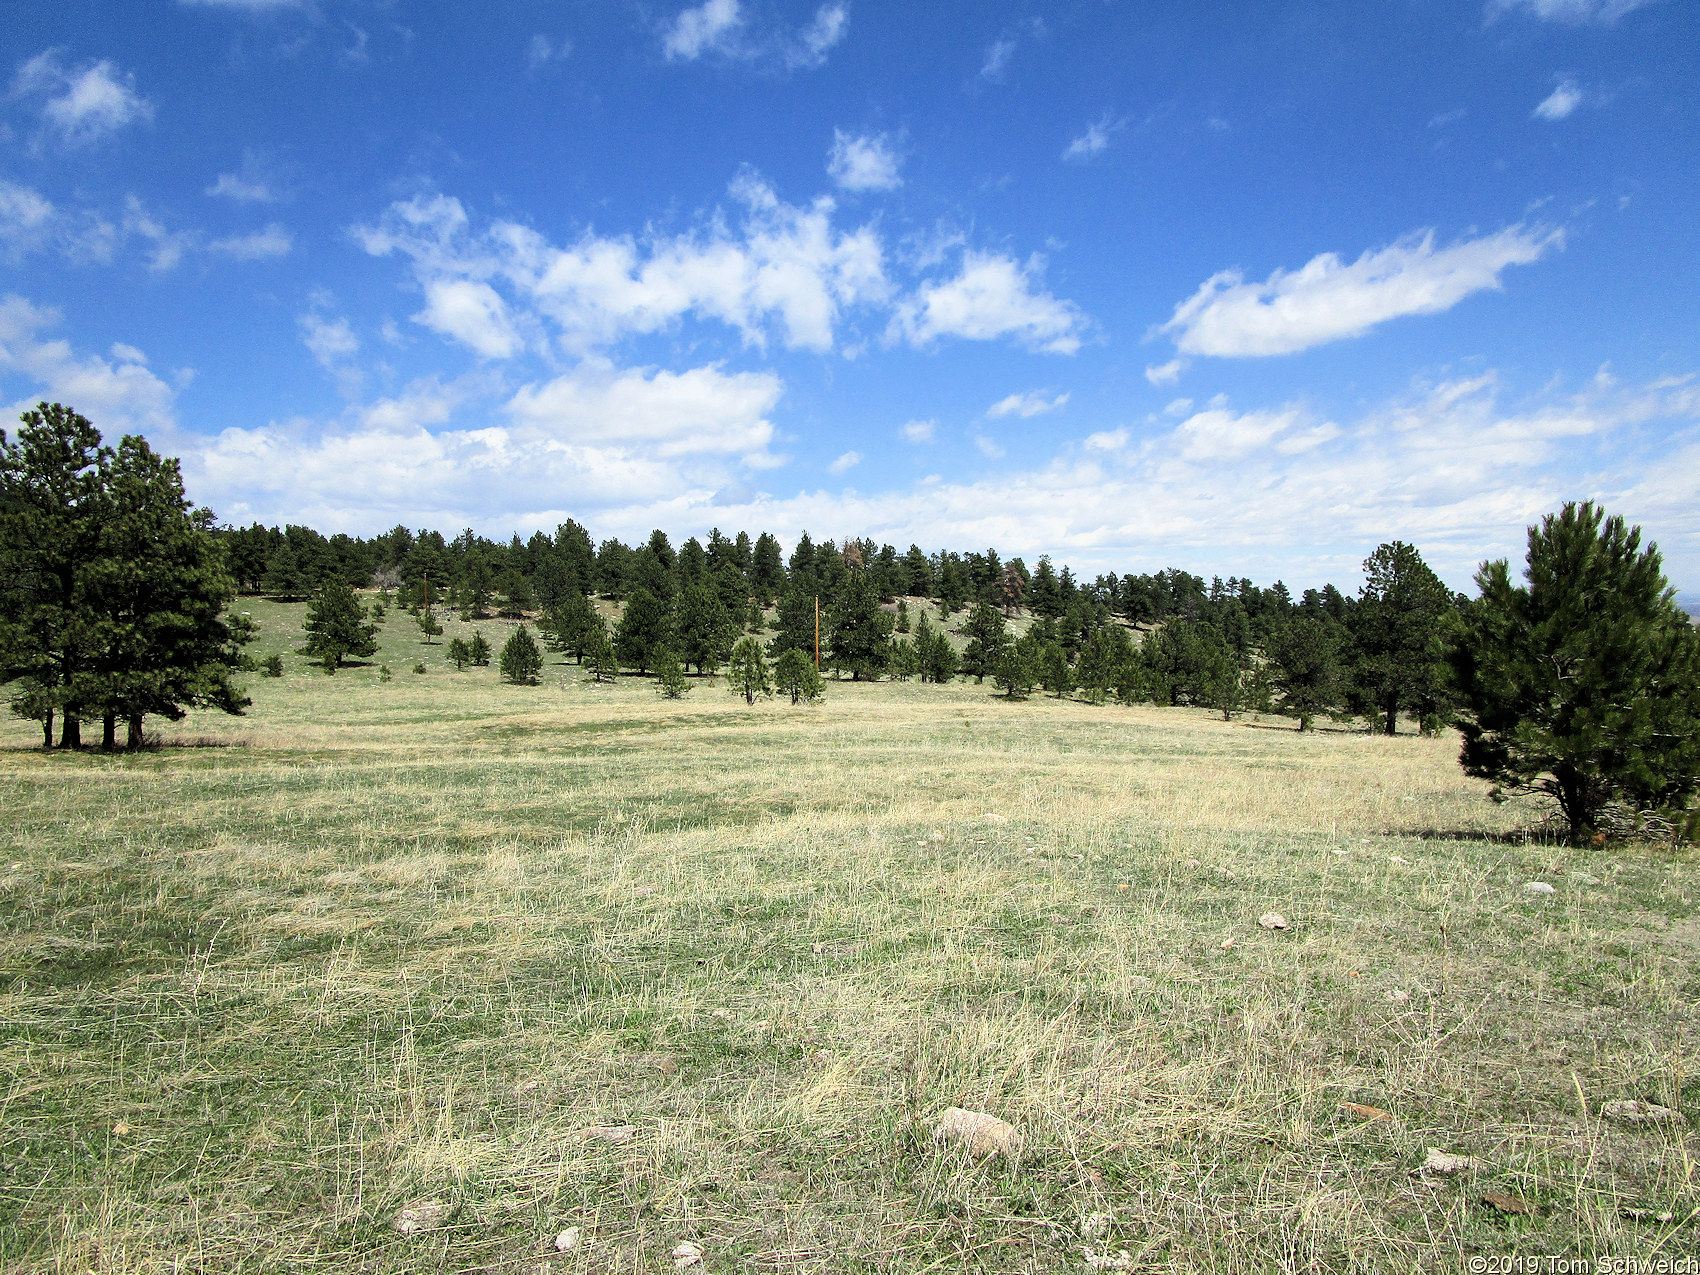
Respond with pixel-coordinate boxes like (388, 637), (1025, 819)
(2, 0), (1696, 592)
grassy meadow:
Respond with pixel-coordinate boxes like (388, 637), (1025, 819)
(1, 598), (1697, 1272)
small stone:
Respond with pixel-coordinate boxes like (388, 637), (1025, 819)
(555, 1227), (581, 1252)
(1218, 938), (1236, 950)
(1184, 858), (1202, 868)
(1388, 856), (1411, 865)
(112, 1121), (129, 1136)
(1082, 1248), (1133, 1270)
(394, 1199), (449, 1234)
(672, 1241), (704, 1268)
(982, 813), (1007, 825)
(933, 1107), (1022, 1160)
(710, 1008), (732, 1019)
(1602, 1100), (1687, 1127)
(1079, 1211), (1112, 1241)
(1124, 975), (1154, 991)
(583, 1124), (636, 1144)
(811, 941), (826, 954)
(1258, 912), (1288, 930)
(1388, 989), (1411, 1004)
(1524, 881), (1556, 895)
(654, 1056), (679, 1076)
(1423, 1148), (1481, 1175)
(1331, 848), (1350, 857)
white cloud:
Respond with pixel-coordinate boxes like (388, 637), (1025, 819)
(415, 279), (522, 360)
(1083, 428), (1128, 451)
(827, 130), (901, 192)
(974, 435), (1005, 459)
(891, 251), (1086, 354)
(1488, 0), (1660, 22)
(1062, 114), (1121, 162)
(0, 180), (56, 263)
(206, 173), (273, 202)
(1145, 358), (1187, 386)
(987, 390), (1068, 418)
(663, 0), (742, 61)
(828, 450), (861, 474)
(789, 4), (849, 69)
(1159, 225), (1562, 359)
(1533, 79), (1584, 120)
(12, 52), (153, 147)
(359, 177), (890, 356)
(208, 223), (292, 260)
(527, 34), (571, 69)
(298, 310), (362, 397)
(121, 197), (194, 273)
(979, 38), (1016, 81)
(901, 418), (935, 443)
(180, 0), (305, 9)
(0, 294), (177, 436)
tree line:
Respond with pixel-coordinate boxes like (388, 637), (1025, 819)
(3, 403), (1697, 844)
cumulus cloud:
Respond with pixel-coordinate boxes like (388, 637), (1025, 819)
(12, 51), (153, 147)
(827, 130), (901, 192)
(890, 252), (1086, 354)
(358, 176), (891, 356)
(299, 308), (362, 397)
(987, 390), (1068, 418)
(1158, 225), (1562, 359)
(828, 450), (861, 474)
(662, 0), (743, 60)
(0, 180), (56, 263)
(0, 294), (177, 435)
(415, 279), (522, 359)
(1145, 358), (1187, 385)
(901, 419), (935, 443)
(209, 223), (292, 260)
(122, 197), (195, 273)
(1533, 79), (1584, 120)
(1488, 0), (1660, 22)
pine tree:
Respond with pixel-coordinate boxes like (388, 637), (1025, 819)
(1267, 614), (1347, 731)
(614, 586), (669, 674)
(769, 584), (818, 659)
(584, 617), (617, 682)
(918, 617), (958, 684)
(1456, 502), (1700, 843)
(447, 636), (471, 669)
(889, 637), (919, 681)
(827, 570), (892, 680)
(469, 630), (492, 666)
(774, 645), (824, 704)
(1075, 626), (1130, 705)
(654, 646), (690, 698)
(1039, 641), (1073, 698)
(499, 624), (543, 685)
(675, 579), (736, 674)
(727, 635), (774, 704)
(958, 601), (1009, 683)
(417, 606), (443, 644)
(994, 631), (1042, 699)
(541, 588), (600, 663)
(1348, 541), (1457, 734)
(261, 542), (309, 601)
(894, 599), (910, 633)
(303, 577), (378, 674)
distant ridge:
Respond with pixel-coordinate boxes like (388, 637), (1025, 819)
(1677, 593), (1699, 621)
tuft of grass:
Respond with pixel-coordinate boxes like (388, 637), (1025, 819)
(0, 599), (1696, 1271)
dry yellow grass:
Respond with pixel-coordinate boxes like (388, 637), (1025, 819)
(1, 599), (1696, 1271)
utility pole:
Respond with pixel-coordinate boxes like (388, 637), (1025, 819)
(814, 595), (820, 670)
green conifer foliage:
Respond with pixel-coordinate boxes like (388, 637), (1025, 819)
(727, 636), (774, 704)
(499, 624), (543, 685)
(302, 577), (378, 674)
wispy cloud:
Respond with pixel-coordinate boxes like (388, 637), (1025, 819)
(209, 223), (293, 260)
(987, 390), (1068, 418)
(979, 38), (1016, 81)
(901, 419), (935, 443)
(661, 0), (846, 69)
(1533, 79), (1584, 120)
(1158, 225), (1562, 359)
(788, 4), (849, 69)
(1488, 0), (1661, 24)
(1062, 114), (1123, 162)
(663, 0), (742, 61)
(11, 51), (153, 147)
(828, 449), (861, 474)
(827, 130), (901, 192)
(527, 34), (572, 70)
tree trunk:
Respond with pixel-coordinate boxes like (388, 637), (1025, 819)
(127, 714), (144, 749)
(42, 709), (53, 748)
(60, 713), (80, 749)
(1384, 702), (1398, 736)
(102, 712), (117, 751)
